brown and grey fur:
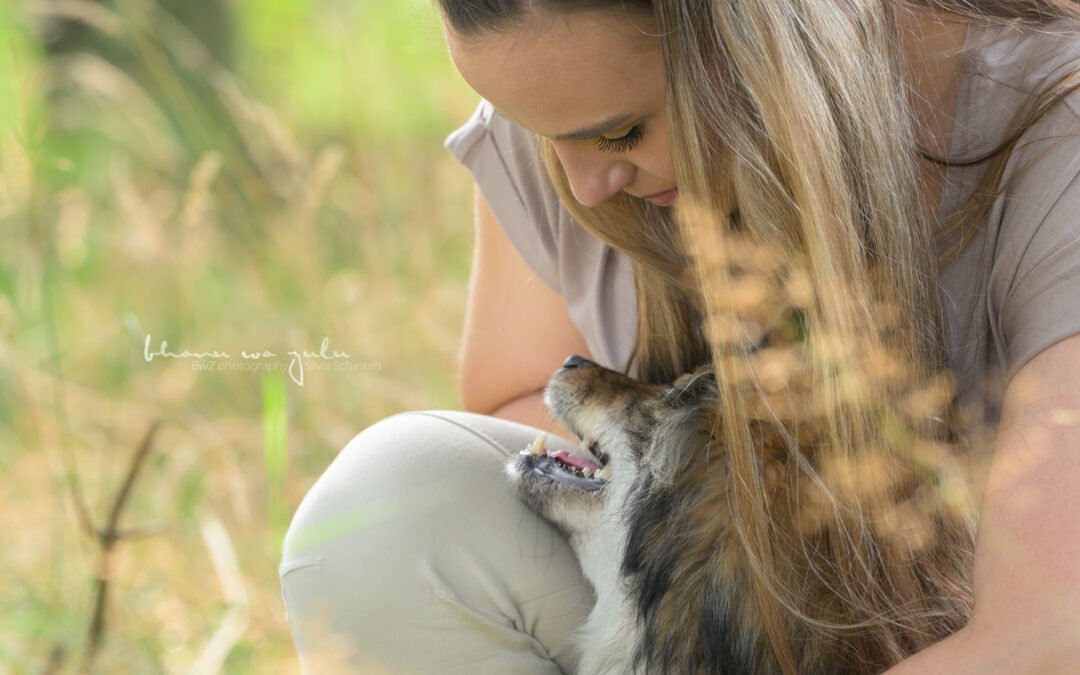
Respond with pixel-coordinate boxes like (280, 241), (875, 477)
(507, 356), (973, 675)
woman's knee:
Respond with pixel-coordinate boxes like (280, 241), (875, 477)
(284, 411), (454, 537)
(279, 410), (592, 672)
(281, 408), (577, 575)
(281, 410), (526, 549)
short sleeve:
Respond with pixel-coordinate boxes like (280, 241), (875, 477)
(990, 98), (1080, 380)
(442, 99), (641, 376)
(444, 99), (562, 292)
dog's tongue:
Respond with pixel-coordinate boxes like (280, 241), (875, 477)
(551, 450), (600, 474)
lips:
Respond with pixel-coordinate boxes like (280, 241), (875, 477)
(642, 187), (678, 207)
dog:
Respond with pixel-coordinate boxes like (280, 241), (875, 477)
(506, 354), (972, 675)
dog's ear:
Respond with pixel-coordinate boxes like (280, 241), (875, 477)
(669, 366), (716, 399)
(643, 369), (720, 486)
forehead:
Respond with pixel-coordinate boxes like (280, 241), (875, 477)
(446, 9), (664, 138)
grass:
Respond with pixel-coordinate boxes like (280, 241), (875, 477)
(0, 0), (478, 672)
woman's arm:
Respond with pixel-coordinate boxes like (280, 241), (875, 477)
(458, 183), (592, 444)
(885, 332), (1080, 673)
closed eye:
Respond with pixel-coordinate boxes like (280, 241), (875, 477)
(594, 125), (644, 153)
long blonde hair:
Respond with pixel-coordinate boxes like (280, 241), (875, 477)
(535, 0), (1080, 670)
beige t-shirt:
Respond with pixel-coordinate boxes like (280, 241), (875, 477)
(444, 19), (1080, 425)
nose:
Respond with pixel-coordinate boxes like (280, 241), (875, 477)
(553, 144), (635, 207)
(562, 354), (598, 369)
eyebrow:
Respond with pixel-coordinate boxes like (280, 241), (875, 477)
(553, 113), (635, 141)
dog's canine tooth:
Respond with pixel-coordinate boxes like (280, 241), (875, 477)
(582, 466), (593, 478)
(526, 432), (548, 456)
(596, 465), (613, 481)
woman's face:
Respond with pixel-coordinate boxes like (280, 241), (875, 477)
(445, 9), (677, 208)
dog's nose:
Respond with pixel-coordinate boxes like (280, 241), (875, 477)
(562, 355), (597, 369)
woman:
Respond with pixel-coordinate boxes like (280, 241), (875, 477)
(280, 0), (1080, 672)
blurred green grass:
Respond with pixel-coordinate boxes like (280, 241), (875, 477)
(0, 0), (478, 672)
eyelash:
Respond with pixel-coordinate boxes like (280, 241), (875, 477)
(594, 125), (644, 153)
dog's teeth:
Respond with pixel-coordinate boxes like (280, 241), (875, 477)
(582, 467), (592, 478)
(526, 432), (548, 456)
(597, 465), (613, 481)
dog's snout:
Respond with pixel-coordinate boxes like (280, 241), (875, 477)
(562, 354), (598, 370)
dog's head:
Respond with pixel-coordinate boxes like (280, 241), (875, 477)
(505, 356), (729, 673)
(506, 355), (718, 540)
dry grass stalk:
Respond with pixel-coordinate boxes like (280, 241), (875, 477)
(81, 419), (164, 673)
(188, 510), (251, 675)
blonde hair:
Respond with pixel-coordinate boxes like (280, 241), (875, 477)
(535, 0), (1080, 671)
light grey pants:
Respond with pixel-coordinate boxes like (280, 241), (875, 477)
(279, 410), (595, 674)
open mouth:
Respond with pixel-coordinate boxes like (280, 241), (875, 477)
(516, 432), (611, 491)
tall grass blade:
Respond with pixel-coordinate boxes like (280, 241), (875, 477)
(261, 372), (288, 548)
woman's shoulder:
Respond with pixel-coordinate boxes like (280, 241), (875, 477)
(961, 18), (1080, 132)
(953, 19), (1080, 206)
(444, 100), (566, 289)
(971, 21), (1080, 387)
(443, 99), (639, 377)
(444, 100), (561, 198)
(965, 19), (1080, 90)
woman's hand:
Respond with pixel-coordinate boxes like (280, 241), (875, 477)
(886, 332), (1080, 673)
(458, 183), (593, 444)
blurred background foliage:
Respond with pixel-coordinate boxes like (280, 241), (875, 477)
(0, 0), (478, 671)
